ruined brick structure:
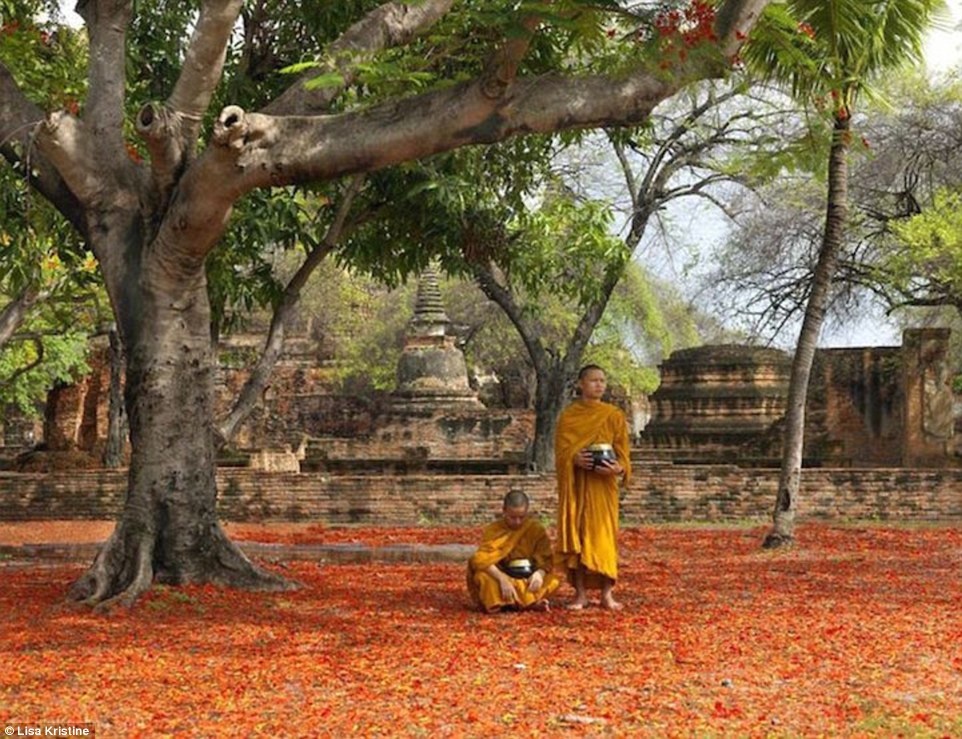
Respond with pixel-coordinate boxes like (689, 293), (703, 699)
(641, 344), (791, 460)
(1, 336), (112, 470)
(641, 328), (958, 467)
(3, 309), (958, 471)
(389, 266), (482, 411)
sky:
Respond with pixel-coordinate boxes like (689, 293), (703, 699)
(924, 0), (962, 74)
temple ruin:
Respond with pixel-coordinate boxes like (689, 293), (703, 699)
(640, 344), (791, 462)
(389, 266), (482, 411)
(640, 328), (959, 467)
(2, 292), (959, 472)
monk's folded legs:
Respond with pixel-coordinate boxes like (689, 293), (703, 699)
(472, 571), (559, 613)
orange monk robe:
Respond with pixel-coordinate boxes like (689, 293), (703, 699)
(554, 399), (632, 588)
(466, 517), (561, 612)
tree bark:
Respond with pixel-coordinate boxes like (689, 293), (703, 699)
(472, 258), (613, 472)
(763, 115), (850, 548)
(529, 367), (570, 471)
(102, 325), (127, 468)
(0, 287), (40, 349)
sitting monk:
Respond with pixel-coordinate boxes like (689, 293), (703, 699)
(466, 489), (561, 613)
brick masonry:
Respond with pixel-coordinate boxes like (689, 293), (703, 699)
(2, 466), (961, 524)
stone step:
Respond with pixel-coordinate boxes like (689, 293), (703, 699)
(0, 541), (477, 565)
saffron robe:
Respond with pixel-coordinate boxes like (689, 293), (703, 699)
(555, 399), (632, 587)
(466, 517), (561, 612)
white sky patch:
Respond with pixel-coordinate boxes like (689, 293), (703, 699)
(924, 0), (962, 73)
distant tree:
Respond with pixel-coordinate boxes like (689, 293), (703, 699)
(704, 72), (962, 343)
(743, 0), (946, 548)
(846, 75), (962, 319)
(356, 79), (775, 469)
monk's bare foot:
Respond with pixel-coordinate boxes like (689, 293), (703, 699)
(566, 598), (589, 611)
(601, 595), (624, 611)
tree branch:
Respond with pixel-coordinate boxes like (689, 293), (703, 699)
(0, 334), (44, 388)
(0, 63), (88, 235)
(35, 111), (105, 205)
(76, 0), (131, 161)
(160, 0), (768, 266)
(0, 287), (43, 349)
(215, 174), (366, 446)
(135, 0), (244, 201)
(170, 0), (245, 138)
(470, 260), (549, 372)
(264, 0), (456, 116)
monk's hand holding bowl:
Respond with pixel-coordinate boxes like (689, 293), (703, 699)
(594, 459), (624, 477)
(574, 449), (595, 470)
(527, 569), (545, 592)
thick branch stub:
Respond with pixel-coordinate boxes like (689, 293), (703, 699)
(135, 102), (187, 195)
(212, 106), (278, 159)
(212, 105), (250, 150)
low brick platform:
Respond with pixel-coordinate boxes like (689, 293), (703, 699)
(0, 540), (477, 565)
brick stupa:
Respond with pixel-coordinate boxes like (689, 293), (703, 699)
(389, 266), (481, 411)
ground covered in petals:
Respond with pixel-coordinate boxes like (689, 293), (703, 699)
(2, 524), (962, 737)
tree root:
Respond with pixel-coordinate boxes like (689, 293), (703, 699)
(68, 523), (296, 610)
(761, 531), (795, 549)
(204, 524), (298, 592)
(67, 528), (155, 611)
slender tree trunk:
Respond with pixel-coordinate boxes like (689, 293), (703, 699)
(69, 261), (292, 607)
(763, 115), (850, 548)
(216, 175), (364, 447)
(529, 367), (569, 471)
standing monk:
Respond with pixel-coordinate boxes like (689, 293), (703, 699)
(555, 364), (631, 610)
(466, 490), (561, 613)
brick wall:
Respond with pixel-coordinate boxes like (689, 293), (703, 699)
(2, 466), (961, 524)
(808, 347), (903, 465)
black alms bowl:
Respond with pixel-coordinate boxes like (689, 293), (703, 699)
(587, 443), (617, 469)
(498, 558), (536, 579)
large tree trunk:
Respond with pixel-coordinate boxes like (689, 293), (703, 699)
(763, 115), (850, 548)
(69, 259), (292, 607)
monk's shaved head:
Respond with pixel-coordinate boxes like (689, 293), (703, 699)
(578, 363), (605, 379)
(503, 489), (529, 510)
